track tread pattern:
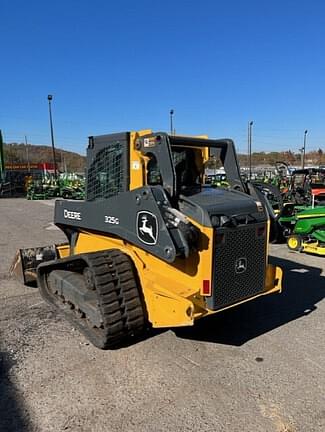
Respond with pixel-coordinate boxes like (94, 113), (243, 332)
(38, 249), (147, 349)
(86, 250), (146, 349)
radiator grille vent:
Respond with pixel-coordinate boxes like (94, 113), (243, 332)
(208, 224), (266, 310)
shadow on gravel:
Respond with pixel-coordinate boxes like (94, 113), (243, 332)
(0, 351), (33, 431)
(175, 255), (324, 346)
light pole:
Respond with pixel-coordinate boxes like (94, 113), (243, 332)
(170, 109), (174, 135)
(48, 94), (57, 178)
(302, 129), (308, 169)
(248, 121), (253, 179)
(0, 130), (4, 181)
(24, 135), (30, 172)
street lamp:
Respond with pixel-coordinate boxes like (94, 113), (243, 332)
(48, 94), (57, 178)
(24, 135), (30, 172)
(248, 121), (253, 179)
(170, 109), (174, 135)
(302, 129), (308, 169)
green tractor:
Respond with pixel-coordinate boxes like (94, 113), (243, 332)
(285, 206), (325, 256)
(26, 179), (50, 200)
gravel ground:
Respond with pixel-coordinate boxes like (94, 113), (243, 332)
(0, 198), (324, 432)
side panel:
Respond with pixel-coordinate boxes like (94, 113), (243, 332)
(54, 187), (178, 263)
(73, 228), (214, 327)
(71, 229), (282, 327)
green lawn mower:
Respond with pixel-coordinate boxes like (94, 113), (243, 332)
(283, 206), (325, 256)
(26, 180), (50, 200)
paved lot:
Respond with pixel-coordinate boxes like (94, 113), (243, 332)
(0, 198), (324, 432)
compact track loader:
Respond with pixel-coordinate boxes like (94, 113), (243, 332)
(12, 130), (282, 348)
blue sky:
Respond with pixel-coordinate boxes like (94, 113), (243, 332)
(1, 0), (325, 154)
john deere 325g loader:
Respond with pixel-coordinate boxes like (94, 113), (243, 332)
(12, 130), (282, 348)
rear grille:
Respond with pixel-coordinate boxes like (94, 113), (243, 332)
(207, 223), (267, 311)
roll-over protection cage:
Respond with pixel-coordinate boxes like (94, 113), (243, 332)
(85, 132), (247, 201)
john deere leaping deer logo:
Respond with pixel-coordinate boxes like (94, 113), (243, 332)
(235, 257), (247, 274)
(136, 211), (158, 245)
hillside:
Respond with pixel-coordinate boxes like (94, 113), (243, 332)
(3, 143), (86, 172)
(3, 142), (324, 173)
(207, 149), (324, 169)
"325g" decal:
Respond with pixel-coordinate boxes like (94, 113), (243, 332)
(104, 215), (120, 225)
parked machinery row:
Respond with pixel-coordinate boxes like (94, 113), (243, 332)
(253, 166), (325, 256)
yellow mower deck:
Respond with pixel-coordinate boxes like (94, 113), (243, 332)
(301, 241), (325, 256)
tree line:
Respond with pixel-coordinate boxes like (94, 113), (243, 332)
(4, 142), (324, 172)
(207, 148), (324, 168)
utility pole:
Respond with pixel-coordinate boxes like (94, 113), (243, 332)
(302, 129), (308, 169)
(248, 121), (253, 179)
(48, 94), (57, 178)
(170, 109), (174, 135)
(61, 150), (67, 172)
(0, 130), (4, 181)
(24, 135), (30, 172)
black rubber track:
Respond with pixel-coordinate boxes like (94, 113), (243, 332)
(38, 249), (147, 349)
(87, 250), (147, 348)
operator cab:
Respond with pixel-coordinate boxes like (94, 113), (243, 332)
(147, 146), (203, 196)
(142, 133), (266, 229)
